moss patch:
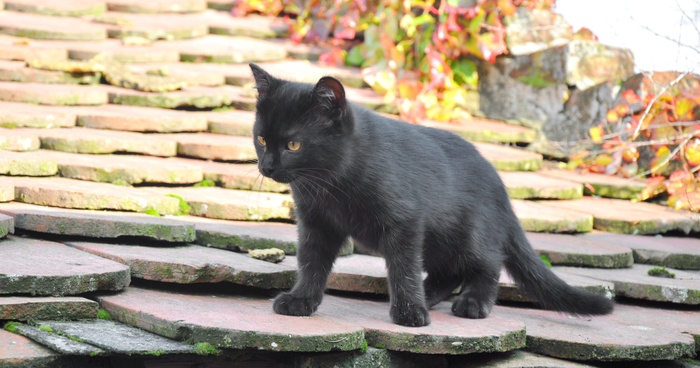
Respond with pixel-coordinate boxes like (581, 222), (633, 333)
(165, 194), (191, 215)
(97, 308), (112, 320)
(3, 321), (22, 333)
(194, 342), (221, 355)
(647, 267), (676, 279)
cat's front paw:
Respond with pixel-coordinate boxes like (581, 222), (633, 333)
(273, 292), (320, 316)
(390, 303), (431, 327)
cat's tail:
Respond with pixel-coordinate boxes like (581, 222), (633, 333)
(504, 226), (614, 315)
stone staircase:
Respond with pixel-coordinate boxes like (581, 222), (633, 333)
(0, 0), (699, 367)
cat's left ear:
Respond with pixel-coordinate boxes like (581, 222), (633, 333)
(313, 76), (346, 111)
(250, 63), (274, 100)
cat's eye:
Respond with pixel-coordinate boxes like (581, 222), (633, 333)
(287, 141), (301, 151)
(257, 136), (266, 146)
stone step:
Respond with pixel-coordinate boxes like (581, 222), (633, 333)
(222, 59), (365, 88)
(0, 176), (182, 215)
(0, 101), (76, 129)
(201, 109), (254, 136)
(0, 328), (60, 367)
(45, 38), (181, 63)
(3, 0), (107, 17)
(491, 303), (696, 362)
(558, 264), (700, 305)
(298, 347), (442, 368)
(473, 143), (543, 171)
(0, 149), (58, 176)
(99, 12), (208, 41)
(0, 202), (196, 242)
(269, 38), (330, 61)
(0, 81), (107, 106)
(162, 133), (256, 162)
(106, 0), (207, 13)
(0, 11), (107, 41)
(453, 350), (598, 368)
(144, 186), (294, 221)
(169, 157), (288, 192)
(0, 213), (13, 238)
(500, 171), (583, 200)
(12, 323), (106, 356)
(538, 167), (646, 199)
(498, 268), (614, 303)
(421, 118), (537, 144)
(511, 199), (593, 233)
(200, 11), (287, 39)
(0, 235), (130, 296)
(66, 241), (296, 288)
(75, 104), (208, 133)
(0, 60), (100, 85)
(98, 287), (365, 352)
(0, 183), (13, 202)
(26, 127), (177, 156)
(540, 197), (700, 235)
(0, 128), (40, 151)
(0, 34), (68, 61)
(156, 35), (287, 64)
(526, 232), (634, 268)
(104, 84), (254, 110)
(583, 233), (700, 270)
(0, 296), (97, 321)
(126, 62), (226, 87)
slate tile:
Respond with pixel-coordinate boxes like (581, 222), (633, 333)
(162, 133), (257, 161)
(222, 59), (365, 88)
(30, 127), (178, 156)
(511, 199), (594, 233)
(0, 328), (60, 366)
(3, 0), (106, 17)
(473, 142), (543, 171)
(583, 232), (700, 270)
(75, 104), (208, 133)
(421, 118), (537, 144)
(157, 35), (287, 64)
(0, 150), (58, 176)
(104, 83), (254, 110)
(0, 296), (97, 321)
(0, 127), (40, 151)
(166, 157), (288, 192)
(202, 11), (287, 39)
(500, 171), (583, 199)
(0, 59), (99, 84)
(106, 0), (207, 13)
(538, 167), (646, 199)
(0, 81), (108, 105)
(0, 11), (107, 41)
(0, 213), (14, 238)
(526, 232), (634, 268)
(498, 268), (615, 303)
(201, 109), (254, 136)
(13, 323), (107, 356)
(0, 101), (76, 128)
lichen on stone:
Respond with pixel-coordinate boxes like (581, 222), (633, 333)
(248, 248), (285, 263)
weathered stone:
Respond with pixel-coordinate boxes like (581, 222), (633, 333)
(0, 176), (182, 215)
(38, 319), (195, 355)
(566, 41), (635, 90)
(202, 109), (254, 136)
(203, 11), (288, 39)
(75, 104), (207, 133)
(270, 38), (330, 61)
(127, 62), (226, 87)
(420, 118), (537, 144)
(504, 8), (573, 55)
(0, 60), (100, 84)
(0, 213), (13, 238)
(0, 11), (107, 41)
(0, 296), (97, 321)
(498, 268), (615, 303)
(98, 12), (208, 41)
(105, 84), (254, 109)
(145, 186), (294, 221)
(623, 71), (700, 100)
(223, 59), (365, 89)
(0, 202), (196, 242)
(106, 0), (207, 13)
(511, 199), (594, 233)
(0, 236), (130, 296)
(473, 142), (543, 171)
(62, 39), (180, 63)
(4, 0), (106, 17)
(538, 167), (646, 199)
(453, 350), (598, 368)
(67, 241), (296, 288)
(296, 347), (446, 368)
(34, 127), (177, 156)
(0, 34), (68, 61)
(168, 157), (288, 192)
(0, 184), (12, 202)
(324, 254), (386, 294)
(540, 197), (700, 235)
(163, 133), (257, 161)
(183, 215), (298, 254)
(248, 248), (285, 263)
(526, 232), (633, 268)
(0, 127), (40, 151)
(0, 101), (76, 128)
(97, 287), (365, 352)
(558, 264), (700, 305)
(158, 35), (287, 63)
(0, 81), (108, 105)
(0, 150), (57, 176)
(494, 304), (694, 361)
(13, 323), (106, 356)
(500, 171), (583, 199)
(584, 233), (700, 270)
(0, 328), (60, 367)
(207, 0), (231, 11)
(611, 303), (700, 353)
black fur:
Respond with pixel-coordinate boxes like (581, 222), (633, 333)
(250, 63), (614, 327)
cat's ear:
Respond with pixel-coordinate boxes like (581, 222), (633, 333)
(250, 63), (273, 100)
(313, 76), (346, 111)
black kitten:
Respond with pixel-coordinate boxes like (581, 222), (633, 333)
(250, 64), (613, 327)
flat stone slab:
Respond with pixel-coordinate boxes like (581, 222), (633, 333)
(0, 296), (97, 320)
(269, 38), (330, 61)
(157, 35), (287, 64)
(540, 197), (700, 235)
(99, 12), (208, 41)
(0, 150), (58, 176)
(0, 236), (130, 296)
(75, 104), (207, 132)
(0, 81), (108, 105)
(421, 118), (537, 144)
(297, 347), (443, 368)
(168, 157), (288, 192)
(0, 101), (76, 128)
(498, 268), (615, 303)
(49, 150), (203, 184)
(0, 213), (13, 238)
(106, 0), (207, 13)
(66, 242), (296, 288)
(500, 171), (583, 199)
(0, 202), (196, 242)
(38, 319), (195, 355)
(526, 232), (633, 268)
(104, 84), (254, 109)
(162, 133), (257, 161)
(145, 186), (294, 221)
(3, 0), (106, 17)
(0, 59), (100, 85)
(32, 127), (177, 156)
(13, 323), (106, 356)
(584, 233), (700, 270)
(0, 176), (181, 215)
(558, 264), (700, 305)
(223, 59), (365, 88)
(57, 38), (180, 63)
(202, 11), (287, 39)
(0, 184), (13, 202)
(511, 199), (594, 233)
(490, 304), (695, 361)
(0, 11), (107, 40)
(612, 303), (700, 353)
(0, 328), (59, 366)
(280, 254), (388, 294)
(473, 142), (543, 171)
(0, 127), (40, 151)
(454, 350), (598, 368)
(181, 215), (297, 254)
(0, 34), (68, 61)
(202, 109), (254, 136)
(539, 168), (646, 199)
(97, 287), (365, 352)
(127, 62), (225, 87)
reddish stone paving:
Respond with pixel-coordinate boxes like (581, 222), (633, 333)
(167, 157), (288, 192)
(106, 0), (207, 13)
(499, 171), (583, 199)
(511, 199), (593, 233)
(0, 101), (76, 128)
(0, 81), (108, 106)
(526, 232), (633, 268)
(0, 296), (97, 321)
(498, 269), (614, 303)
(583, 232), (700, 270)
(0, 150), (58, 176)
(180, 215), (298, 253)
(161, 132), (257, 161)
(0, 329), (60, 366)
(539, 166), (646, 199)
(200, 109), (254, 136)
(75, 104), (208, 132)
(27, 127), (178, 156)
(0, 11), (107, 41)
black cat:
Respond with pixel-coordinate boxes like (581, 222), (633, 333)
(249, 63), (614, 327)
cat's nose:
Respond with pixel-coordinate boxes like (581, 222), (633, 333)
(260, 166), (275, 177)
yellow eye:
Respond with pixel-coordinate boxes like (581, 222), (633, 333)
(287, 141), (301, 151)
(257, 136), (266, 146)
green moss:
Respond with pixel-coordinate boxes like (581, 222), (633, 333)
(194, 179), (216, 187)
(97, 308), (112, 321)
(194, 342), (221, 356)
(648, 267), (676, 278)
(540, 254), (552, 268)
(165, 194), (191, 215)
(517, 74), (555, 88)
(3, 321), (21, 333)
(373, 343), (386, 349)
(144, 208), (161, 217)
(39, 324), (54, 333)
(211, 105), (238, 113)
(360, 339), (369, 353)
(145, 349), (167, 356)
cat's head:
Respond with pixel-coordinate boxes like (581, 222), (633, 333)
(249, 63), (354, 184)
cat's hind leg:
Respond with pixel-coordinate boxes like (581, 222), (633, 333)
(424, 273), (461, 308)
(451, 266), (500, 319)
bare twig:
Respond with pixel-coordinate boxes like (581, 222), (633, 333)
(632, 71), (690, 139)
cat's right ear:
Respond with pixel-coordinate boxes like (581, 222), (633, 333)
(250, 63), (273, 100)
